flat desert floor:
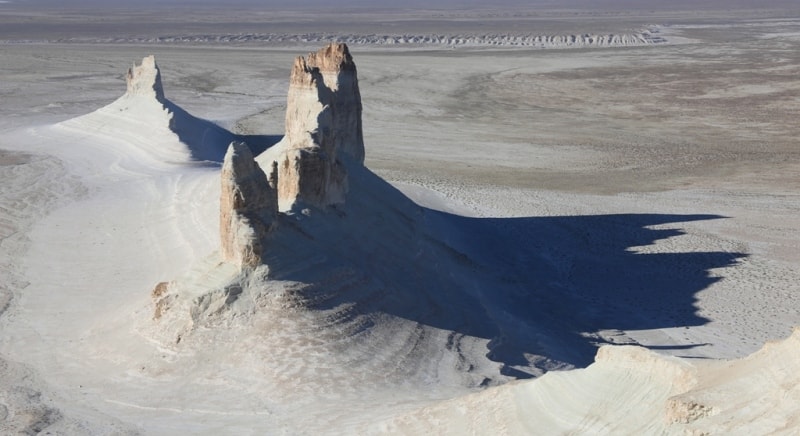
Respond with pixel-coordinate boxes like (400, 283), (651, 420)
(1, 3), (799, 434)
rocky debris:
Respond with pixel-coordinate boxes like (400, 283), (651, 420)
(279, 42), (364, 209)
(150, 281), (174, 320)
(220, 141), (278, 269)
(125, 55), (165, 101)
(665, 398), (717, 424)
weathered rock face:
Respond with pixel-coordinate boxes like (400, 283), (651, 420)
(279, 43), (365, 209)
(277, 147), (348, 209)
(125, 55), (165, 101)
(220, 141), (278, 269)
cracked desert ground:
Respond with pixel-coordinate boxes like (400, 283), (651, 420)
(1, 1), (799, 434)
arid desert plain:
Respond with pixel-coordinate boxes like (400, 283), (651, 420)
(1, 1), (800, 434)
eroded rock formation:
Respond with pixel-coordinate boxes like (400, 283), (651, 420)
(220, 141), (278, 269)
(278, 42), (365, 209)
(218, 43), (365, 267)
(125, 55), (165, 101)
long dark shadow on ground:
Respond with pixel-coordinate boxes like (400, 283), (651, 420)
(265, 167), (747, 378)
(433, 210), (746, 372)
(164, 99), (282, 162)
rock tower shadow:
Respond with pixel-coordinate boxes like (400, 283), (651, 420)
(262, 166), (747, 376)
(429, 208), (746, 372)
(163, 99), (282, 163)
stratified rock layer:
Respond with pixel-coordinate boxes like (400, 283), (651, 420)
(220, 141), (278, 269)
(279, 43), (364, 209)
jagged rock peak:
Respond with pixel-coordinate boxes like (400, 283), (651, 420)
(290, 42), (357, 88)
(220, 141), (278, 269)
(125, 55), (165, 101)
(286, 42), (364, 163)
(279, 43), (364, 210)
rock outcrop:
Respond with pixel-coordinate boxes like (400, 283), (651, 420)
(220, 141), (278, 269)
(218, 43), (366, 267)
(125, 55), (165, 101)
(278, 42), (365, 209)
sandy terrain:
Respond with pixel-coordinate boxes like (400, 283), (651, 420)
(0, 3), (799, 434)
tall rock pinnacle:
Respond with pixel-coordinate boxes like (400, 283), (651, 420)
(125, 55), (166, 101)
(220, 142), (278, 269)
(279, 43), (365, 209)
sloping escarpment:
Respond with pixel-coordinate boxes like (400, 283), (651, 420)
(39, 30), (669, 49)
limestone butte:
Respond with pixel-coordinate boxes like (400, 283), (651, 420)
(220, 141), (278, 269)
(218, 43), (366, 268)
(278, 42), (365, 209)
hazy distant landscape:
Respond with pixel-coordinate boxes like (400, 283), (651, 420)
(1, 1), (799, 434)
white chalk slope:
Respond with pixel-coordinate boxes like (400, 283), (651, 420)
(58, 55), (234, 164)
(376, 327), (800, 434)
